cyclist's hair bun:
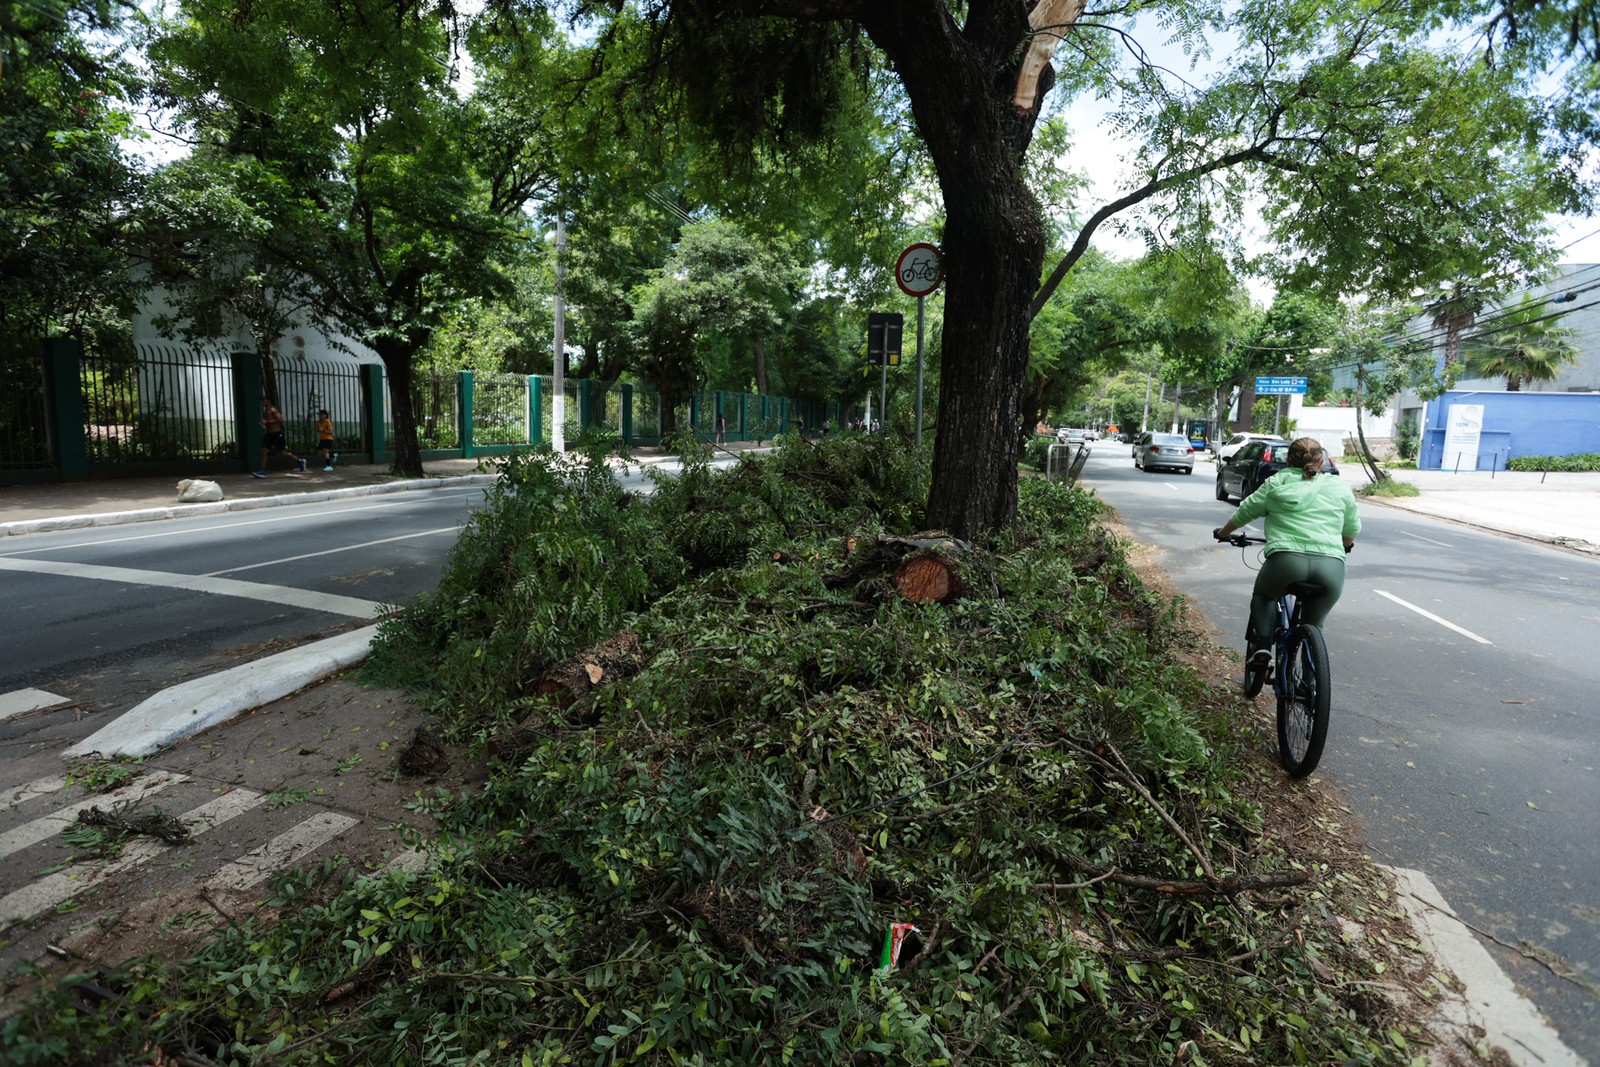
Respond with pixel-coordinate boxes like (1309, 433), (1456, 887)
(1288, 437), (1324, 479)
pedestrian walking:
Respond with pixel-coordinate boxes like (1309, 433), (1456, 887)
(255, 397), (305, 477)
(715, 411), (727, 446)
(315, 409), (338, 471)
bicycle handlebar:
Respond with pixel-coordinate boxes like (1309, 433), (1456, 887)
(1212, 529), (1352, 553)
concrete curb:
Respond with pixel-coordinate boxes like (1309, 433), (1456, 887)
(63, 625), (381, 760)
(0, 474), (499, 538)
(1388, 866), (1588, 1067)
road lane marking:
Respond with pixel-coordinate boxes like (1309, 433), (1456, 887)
(1374, 590), (1492, 645)
(0, 774), (67, 814)
(205, 811), (360, 892)
(0, 770), (188, 861)
(0, 688), (71, 722)
(0, 557), (381, 618)
(0, 491), (485, 558)
(204, 525), (463, 577)
(1396, 529), (1454, 548)
(0, 788), (263, 930)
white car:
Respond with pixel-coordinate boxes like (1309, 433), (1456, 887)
(1216, 432), (1286, 462)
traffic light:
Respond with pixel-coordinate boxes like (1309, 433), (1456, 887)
(867, 312), (903, 366)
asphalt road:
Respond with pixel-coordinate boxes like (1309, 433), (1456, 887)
(1079, 444), (1600, 1059)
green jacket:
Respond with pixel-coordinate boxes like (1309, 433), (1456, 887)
(1229, 468), (1361, 557)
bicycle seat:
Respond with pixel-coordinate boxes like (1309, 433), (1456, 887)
(1287, 581), (1326, 600)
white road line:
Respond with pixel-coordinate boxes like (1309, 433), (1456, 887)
(1387, 866), (1587, 1067)
(0, 788), (263, 930)
(205, 811), (360, 892)
(0, 491), (485, 558)
(0, 774), (67, 814)
(204, 525), (462, 577)
(1396, 529), (1454, 548)
(0, 770), (189, 861)
(0, 688), (71, 722)
(0, 558), (381, 619)
(1374, 589), (1493, 645)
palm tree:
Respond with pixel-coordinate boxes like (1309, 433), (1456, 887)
(1462, 296), (1580, 391)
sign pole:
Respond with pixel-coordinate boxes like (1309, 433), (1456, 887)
(893, 242), (944, 440)
(880, 346), (888, 425)
(915, 296), (925, 447)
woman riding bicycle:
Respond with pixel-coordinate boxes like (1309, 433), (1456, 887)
(1212, 437), (1360, 668)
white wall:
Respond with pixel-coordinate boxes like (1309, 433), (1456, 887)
(132, 286), (381, 368)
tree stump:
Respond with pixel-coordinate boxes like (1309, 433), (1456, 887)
(892, 552), (968, 604)
(882, 531), (970, 604)
(534, 630), (644, 711)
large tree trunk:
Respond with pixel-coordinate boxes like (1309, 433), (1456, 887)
(866, 7), (1047, 541)
(375, 340), (425, 477)
(754, 338), (770, 396)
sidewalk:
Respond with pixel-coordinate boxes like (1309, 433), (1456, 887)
(1354, 466), (1600, 553)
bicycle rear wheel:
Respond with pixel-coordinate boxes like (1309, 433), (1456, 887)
(1277, 623), (1331, 778)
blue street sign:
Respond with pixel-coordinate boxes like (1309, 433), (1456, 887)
(1255, 376), (1308, 395)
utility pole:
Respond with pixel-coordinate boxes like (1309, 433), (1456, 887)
(1141, 374), (1153, 432)
(1171, 382), (1182, 434)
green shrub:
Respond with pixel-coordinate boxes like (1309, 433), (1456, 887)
(1358, 478), (1420, 497)
(1507, 453), (1600, 472)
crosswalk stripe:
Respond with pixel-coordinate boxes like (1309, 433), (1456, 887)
(205, 811), (360, 893)
(0, 788), (263, 931)
(0, 774), (67, 815)
(0, 770), (188, 862)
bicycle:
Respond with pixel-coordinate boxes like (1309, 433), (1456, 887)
(1222, 532), (1334, 778)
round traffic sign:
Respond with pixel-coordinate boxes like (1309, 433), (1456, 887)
(895, 243), (944, 297)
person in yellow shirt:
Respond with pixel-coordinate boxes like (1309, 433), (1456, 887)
(315, 409), (338, 472)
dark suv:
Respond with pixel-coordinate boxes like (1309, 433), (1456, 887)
(1215, 440), (1339, 503)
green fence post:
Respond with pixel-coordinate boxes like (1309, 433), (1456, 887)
(361, 363), (386, 464)
(43, 338), (89, 481)
(579, 377), (593, 433)
(621, 383), (634, 446)
(458, 370), (475, 459)
(528, 375), (542, 446)
(230, 350), (264, 474)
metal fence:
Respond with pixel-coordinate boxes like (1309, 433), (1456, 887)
(5, 337), (844, 481)
(272, 358), (366, 456)
(473, 372), (531, 447)
(0, 347), (50, 473)
(82, 344), (237, 468)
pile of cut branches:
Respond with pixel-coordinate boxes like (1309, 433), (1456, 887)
(2, 434), (1438, 1065)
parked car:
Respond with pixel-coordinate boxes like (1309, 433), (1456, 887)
(1215, 440), (1340, 502)
(1216, 432), (1287, 462)
(1134, 432), (1196, 474)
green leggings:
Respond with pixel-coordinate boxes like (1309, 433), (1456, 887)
(1249, 551), (1346, 640)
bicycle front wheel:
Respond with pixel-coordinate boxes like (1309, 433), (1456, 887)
(1277, 623), (1331, 778)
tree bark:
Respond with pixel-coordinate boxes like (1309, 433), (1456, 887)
(754, 338), (770, 396)
(861, 4), (1047, 541)
(375, 340), (425, 477)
